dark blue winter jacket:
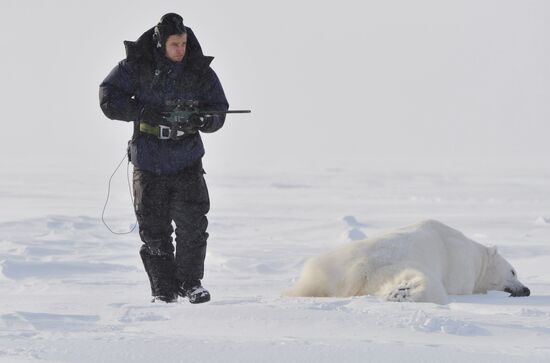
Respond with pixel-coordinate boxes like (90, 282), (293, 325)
(99, 27), (229, 174)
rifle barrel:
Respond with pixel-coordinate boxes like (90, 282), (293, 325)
(202, 110), (251, 114)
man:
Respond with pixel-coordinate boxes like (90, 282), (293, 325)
(99, 13), (228, 303)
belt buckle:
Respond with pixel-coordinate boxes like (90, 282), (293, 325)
(158, 125), (171, 139)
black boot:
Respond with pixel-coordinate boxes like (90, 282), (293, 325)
(178, 280), (211, 304)
(140, 245), (178, 303)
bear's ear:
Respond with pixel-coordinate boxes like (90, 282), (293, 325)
(488, 246), (498, 256)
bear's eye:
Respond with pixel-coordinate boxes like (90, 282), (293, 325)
(511, 270), (516, 276)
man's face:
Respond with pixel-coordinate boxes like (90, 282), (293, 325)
(165, 33), (187, 62)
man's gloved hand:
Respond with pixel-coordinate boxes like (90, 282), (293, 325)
(188, 113), (206, 129)
(188, 114), (215, 132)
(139, 105), (166, 126)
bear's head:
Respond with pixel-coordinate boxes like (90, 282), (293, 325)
(482, 246), (530, 297)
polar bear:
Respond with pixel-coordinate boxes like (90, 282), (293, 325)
(285, 220), (530, 304)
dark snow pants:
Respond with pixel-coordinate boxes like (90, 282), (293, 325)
(133, 162), (210, 282)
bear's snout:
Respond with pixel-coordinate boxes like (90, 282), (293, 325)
(505, 286), (530, 297)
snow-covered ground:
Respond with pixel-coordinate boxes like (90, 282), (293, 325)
(1, 162), (550, 362)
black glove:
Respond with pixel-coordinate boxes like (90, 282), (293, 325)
(139, 105), (166, 126)
(188, 113), (206, 129)
(188, 114), (216, 131)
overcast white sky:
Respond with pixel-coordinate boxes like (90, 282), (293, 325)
(0, 0), (548, 174)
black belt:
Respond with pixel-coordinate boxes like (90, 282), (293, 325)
(139, 123), (190, 140)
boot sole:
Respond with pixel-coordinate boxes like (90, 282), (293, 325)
(188, 295), (211, 304)
(151, 295), (178, 303)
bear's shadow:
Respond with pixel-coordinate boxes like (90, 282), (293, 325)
(448, 291), (550, 306)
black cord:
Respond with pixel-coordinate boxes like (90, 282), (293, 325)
(101, 152), (138, 234)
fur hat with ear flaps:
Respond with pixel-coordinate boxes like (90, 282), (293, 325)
(123, 13), (211, 72)
(153, 13), (187, 49)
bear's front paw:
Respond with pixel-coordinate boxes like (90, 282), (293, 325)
(387, 280), (417, 302)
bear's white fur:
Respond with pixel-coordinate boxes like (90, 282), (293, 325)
(285, 220), (529, 304)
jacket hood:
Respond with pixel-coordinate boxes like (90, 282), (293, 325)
(123, 26), (213, 71)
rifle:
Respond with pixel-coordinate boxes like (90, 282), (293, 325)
(159, 100), (251, 139)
